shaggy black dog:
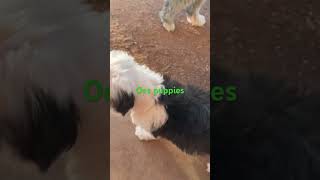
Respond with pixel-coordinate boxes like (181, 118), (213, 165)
(110, 50), (210, 155)
(0, 0), (108, 176)
(212, 66), (320, 180)
(154, 75), (210, 155)
(110, 74), (210, 155)
(1, 86), (80, 171)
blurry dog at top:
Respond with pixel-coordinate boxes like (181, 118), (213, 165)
(110, 50), (210, 172)
(159, 0), (207, 31)
(0, 0), (108, 179)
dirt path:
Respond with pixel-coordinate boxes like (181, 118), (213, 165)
(111, 0), (210, 90)
(110, 0), (210, 179)
(110, 111), (209, 180)
(213, 0), (320, 94)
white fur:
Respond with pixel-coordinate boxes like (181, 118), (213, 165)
(187, 14), (206, 26)
(162, 22), (176, 32)
(130, 94), (168, 132)
(110, 50), (210, 174)
(110, 50), (168, 140)
(135, 126), (156, 140)
(110, 50), (164, 98)
(159, 0), (207, 31)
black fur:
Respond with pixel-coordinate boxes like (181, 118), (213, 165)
(5, 86), (80, 171)
(0, 0), (107, 175)
(111, 90), (135, 116)
(154, 75), (210, 154)
(212, 67), (320, 180)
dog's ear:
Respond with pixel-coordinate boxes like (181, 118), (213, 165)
(111, 90), (135, 116)
(6, 87), (80, 171)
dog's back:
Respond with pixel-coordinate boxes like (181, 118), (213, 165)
(154, 75), (210, 154)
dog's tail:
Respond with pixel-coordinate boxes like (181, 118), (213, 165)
(4, 86), (80, 172)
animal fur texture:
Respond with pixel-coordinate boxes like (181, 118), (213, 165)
(110, 50), (210, 159)
(3, 86), (80, 171)
(0, 0), (108, 179)
(159, 0), (207, 31)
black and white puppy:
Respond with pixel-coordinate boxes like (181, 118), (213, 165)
(0, 0), (108, 179)
(110, 50), (210, 171)
(0, 85), (79, 171)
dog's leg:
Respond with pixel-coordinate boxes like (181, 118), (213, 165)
(134, 126), (156, 140)
(130, 94), (168, 141)
(159, 0), (185, 31)
(186, 0), (206, 26)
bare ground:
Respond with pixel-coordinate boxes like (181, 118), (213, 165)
(213, 0), (320, 94)
(110, 111), (209, 180)
(110, 0), (210, 179)
(111, 0), (210, 90)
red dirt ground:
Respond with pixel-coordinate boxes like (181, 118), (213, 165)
(213, 0), (320, 94)
(111, 0), (210, 91)
(110, 0), (210, 179)
(110, 111), (209, 180)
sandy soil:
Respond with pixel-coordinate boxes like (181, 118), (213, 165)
(110, 111), (209, 180)
(111, 0), (210, 90)
(110, 0), (210, 179)
(213, 0), (320, 94)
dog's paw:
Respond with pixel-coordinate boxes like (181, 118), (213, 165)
(207, 162), (210, 173)
(135, 126), (156, 141)
(162, 22), (175, 32)
(187, 14), (206, 27)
